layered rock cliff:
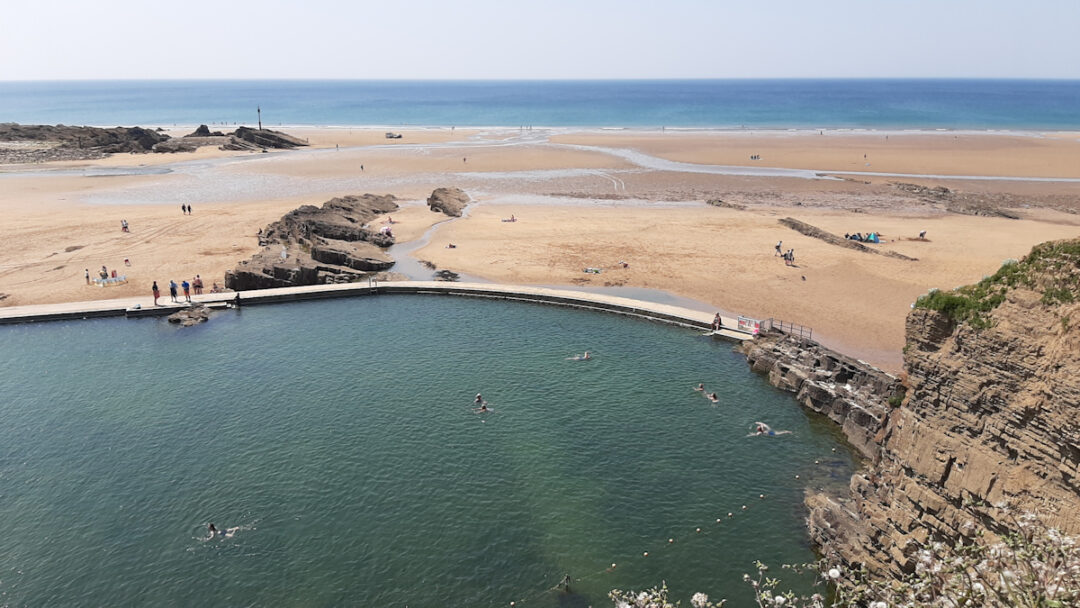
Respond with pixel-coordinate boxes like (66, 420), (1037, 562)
(807, 238), (1080, 578)
(225, 194), (399, 290)
(739, 334), (901, 459)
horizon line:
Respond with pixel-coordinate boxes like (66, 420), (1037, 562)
(4, 76), (1080, 84)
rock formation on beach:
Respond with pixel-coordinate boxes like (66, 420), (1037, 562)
(427, 187), (471, 217)
(0, 123), (308, 162)
(156, 126), (308, 153)
(186, 125), (225, 138)
(800, 238), (1080, 580)
(225, 194), (399, 290)
(220, 126), (307, 151)
(779, 217), (917, 261)
(0, 123), (169, 163)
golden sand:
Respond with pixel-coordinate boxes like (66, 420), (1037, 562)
(3, 127), (1080, 371)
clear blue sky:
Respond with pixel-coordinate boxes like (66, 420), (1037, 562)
(2, 0), (1078, 80)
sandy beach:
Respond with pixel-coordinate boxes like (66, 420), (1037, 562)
(3, 126), (1080, 371)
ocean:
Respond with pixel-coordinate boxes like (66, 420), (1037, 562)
(1, 79), (1078, 130)
(0, 296), (857, 607)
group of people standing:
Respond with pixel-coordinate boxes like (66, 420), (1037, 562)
(151, 276), (205, 305)
(180, 204), (193, 215)
(774, 240), (796, 266)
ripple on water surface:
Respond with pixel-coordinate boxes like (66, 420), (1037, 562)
(0, 296), (856, 606)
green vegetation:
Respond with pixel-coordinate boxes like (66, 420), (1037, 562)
(914, 239), (1080, 329)
(887, 387), (906, 408)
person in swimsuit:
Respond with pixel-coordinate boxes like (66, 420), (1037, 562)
(707, 392), (719, 403)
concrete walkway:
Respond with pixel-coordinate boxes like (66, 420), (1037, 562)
(0, 281), (754, 341)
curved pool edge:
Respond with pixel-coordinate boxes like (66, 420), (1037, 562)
(0, 281), (754, 341)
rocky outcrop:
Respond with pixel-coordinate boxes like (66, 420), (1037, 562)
(427, 187), (470, 217)
(706, 198), (747, 210)
(186, 125), (225, 137)
(167, 304), (210, 326)
(170, 126), (308, 153)
(807, 238), (1080, 579)
(739, 332), (902, 459)
(225, 194), (398, 291)
(780, 217), (917, 261)
(892, 182), (1021, 219)
(0, 123), (170, 162)
(226, 126), (307, 150)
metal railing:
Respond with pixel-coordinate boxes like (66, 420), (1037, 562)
(762, 318), (813, 341)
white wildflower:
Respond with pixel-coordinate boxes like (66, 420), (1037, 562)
(827, 567), (841, 580)
(691, 592), (709, 608)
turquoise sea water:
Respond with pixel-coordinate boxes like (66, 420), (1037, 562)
(1, 79), (1078, 130)
(0, 296), (856, 607)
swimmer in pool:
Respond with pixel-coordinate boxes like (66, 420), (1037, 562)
(749, 422), (792, 437)
(694, 383), (705, 391)
(208, 523), (241, 538)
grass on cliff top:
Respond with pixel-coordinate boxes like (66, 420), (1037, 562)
(915, 239), (1080, 329)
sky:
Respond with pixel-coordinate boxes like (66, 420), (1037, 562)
(2, 0), (1079, 80)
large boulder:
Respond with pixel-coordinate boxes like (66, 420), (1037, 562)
(427, 187), (470, 217)
(225, 194), (400, 291)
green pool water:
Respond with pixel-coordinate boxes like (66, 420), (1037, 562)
(0, 295), (856, 607)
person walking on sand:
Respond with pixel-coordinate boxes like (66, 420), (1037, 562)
(775, 240), (782, 256)
(152, 281), (160, 306)
(169, 280), (178, 303)
(181, 279), (191, 302)
(85, 269), (90, 285)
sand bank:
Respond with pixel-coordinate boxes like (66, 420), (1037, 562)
(3, 128), (1080, 371)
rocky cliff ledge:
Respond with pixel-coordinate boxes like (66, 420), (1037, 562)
(806, 238), (1080, 579)
(225, 194), (399, 290)
(739, 333), (902, 459)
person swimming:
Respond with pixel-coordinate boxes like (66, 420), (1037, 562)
(750, 422), (792, 437)
(474, 403), (490, 413)
(475, 393), (483, 404)
(567, 351), (591, 361)
(694, 383), (705, 392)
(707, 392), (719, 403)
(208, 523), (240, 538)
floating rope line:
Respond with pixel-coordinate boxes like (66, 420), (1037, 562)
(503, 490), (776, 606)
(503, 451), (844, 606)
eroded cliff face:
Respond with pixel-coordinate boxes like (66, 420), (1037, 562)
(808, 239), (1080, 579)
